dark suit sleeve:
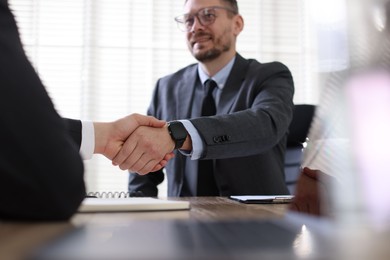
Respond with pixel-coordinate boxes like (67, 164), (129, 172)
(0, 1), (85, 221)
(128, 169), (164, 197)
(190, 61), (294, 159)
(63, 118), (82, 148)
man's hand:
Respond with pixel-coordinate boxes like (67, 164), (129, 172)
(93, 114), (173, 172)
(112, 124), (176, 175)
(289, 167), (332, 216)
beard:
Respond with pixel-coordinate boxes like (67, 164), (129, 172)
(194, 47), (226, 62)
(190, 32), (231, 62)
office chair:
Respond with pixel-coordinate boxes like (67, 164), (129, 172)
(285, 104), (315, 194)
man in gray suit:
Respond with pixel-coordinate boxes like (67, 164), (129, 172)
(115, 0), (294, 197)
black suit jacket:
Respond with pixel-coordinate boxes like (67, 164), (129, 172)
(0, 0), (85, 221)
(129, 54), (294, 197)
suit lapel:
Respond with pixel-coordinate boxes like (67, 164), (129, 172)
(177, 65), (199, 119)
(218, 54), (250, 114)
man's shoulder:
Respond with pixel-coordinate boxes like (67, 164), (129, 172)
(159, 63), (198, 82)
(243, 58), (292, 80)
(247, 58), (290, 72)
(235, 54), (290, 76)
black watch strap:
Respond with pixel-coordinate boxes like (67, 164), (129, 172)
(167, 121), (188, 149)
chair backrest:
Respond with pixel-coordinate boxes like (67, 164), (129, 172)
(284, 104), (315, 194)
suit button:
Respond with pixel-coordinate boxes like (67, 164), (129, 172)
(213, 136), (221, 143)
(213, 135), (231, 143)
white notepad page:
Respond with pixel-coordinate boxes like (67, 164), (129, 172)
(78, 197), (190, 212)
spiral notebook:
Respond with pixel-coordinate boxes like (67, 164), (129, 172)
(86, 191), (133, 198)
(78, 197), (190, 213)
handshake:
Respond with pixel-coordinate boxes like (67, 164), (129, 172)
(93, 114), (181, 175)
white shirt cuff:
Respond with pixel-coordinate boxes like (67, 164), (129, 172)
(180, 120), (204, 160)
(80, 120), (94, 160)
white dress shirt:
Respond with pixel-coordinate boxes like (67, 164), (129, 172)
(80, 121), (94, 160)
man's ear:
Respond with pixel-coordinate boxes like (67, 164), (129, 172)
(233, 15), (244, 36)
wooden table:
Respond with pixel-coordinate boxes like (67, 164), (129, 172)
(0, 197), (289, 260)
(2, 197), (390, 260)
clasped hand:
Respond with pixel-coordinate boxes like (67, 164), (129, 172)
(94, 114), (175, 175)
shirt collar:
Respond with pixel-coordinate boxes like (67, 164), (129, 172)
(198, 56), (236, 90)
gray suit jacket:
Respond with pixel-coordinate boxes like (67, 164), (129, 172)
(129, 54), (294, 196)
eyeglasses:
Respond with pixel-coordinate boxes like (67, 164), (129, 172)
(174, 6), (237, 32)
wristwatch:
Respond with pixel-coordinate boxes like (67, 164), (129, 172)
(167, 121), (188, 149)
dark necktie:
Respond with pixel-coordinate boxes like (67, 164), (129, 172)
(201, 79), (217, 116)
(197, 80), (219, 196)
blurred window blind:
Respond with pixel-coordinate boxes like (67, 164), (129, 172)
(9, 0), (316, 197)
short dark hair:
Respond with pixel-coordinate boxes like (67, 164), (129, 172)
(184, 0), (239, 14)
(220, 0), (239, 14)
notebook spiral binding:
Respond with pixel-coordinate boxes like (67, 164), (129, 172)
(86, 191), (131, 198)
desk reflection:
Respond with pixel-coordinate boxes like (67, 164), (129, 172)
(29, 219), (307, 260)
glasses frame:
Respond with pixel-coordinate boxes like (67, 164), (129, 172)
(174, 6), (238, 32)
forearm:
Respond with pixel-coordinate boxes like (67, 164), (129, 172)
(93, 121), (113, 155)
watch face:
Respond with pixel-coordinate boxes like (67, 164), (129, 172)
(169, 122), (187, 149)
(170, 122), (187, 140)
